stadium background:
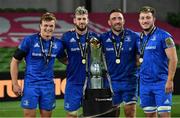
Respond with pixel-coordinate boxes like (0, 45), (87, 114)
(0, 0), (180, 117)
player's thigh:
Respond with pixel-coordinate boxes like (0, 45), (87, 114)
(122, 88), (138, 104)
(21, 85), (39, 109)
(64, 85), (83, 112)
(112, 91), (123, 106)
(39, 84), (56, 111)
(139, 84), (156, 112)
(154, 86), (172, 113)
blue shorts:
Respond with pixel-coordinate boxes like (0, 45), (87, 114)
(64, 84), (83, 112)
(112, 81), (138, 105)
(140, 81), (172, 113)
(21, 83), (56, 111)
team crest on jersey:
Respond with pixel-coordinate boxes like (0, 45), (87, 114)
(70, 38), (76, 43)
(125, 36), (131, 42)
(106, 38), (112, 42)
(34, 43), (40, 47)
(165, 37), (174, 48)
(151, 36), (156, 41)
(65, 103), (70, 108)
(23, 100), (29, 106)
(53, 43), (57, 49)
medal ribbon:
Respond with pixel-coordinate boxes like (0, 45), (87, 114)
(75, 32), (89, 61)
(39, 35), (53, 65)
(140, 27), (156, 58)
(110, 30), (125, 60)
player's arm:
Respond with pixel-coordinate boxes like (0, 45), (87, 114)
(165, 38), (178, 93)
(58, 55), (68, 65)
(10, 49), (26, 96)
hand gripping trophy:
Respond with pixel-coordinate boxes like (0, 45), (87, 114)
(82, 37), (115, 117)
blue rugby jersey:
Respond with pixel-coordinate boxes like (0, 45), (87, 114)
(18, 33), (64, 85)
(61, 31), (98, 85)
(139, 27), (175, 83)
(100, 29), (139, 82)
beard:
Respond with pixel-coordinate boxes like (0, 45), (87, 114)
(113, 28), (122, 32)
(112, 26), (123, 33)
(76, 24), (87, 32)
(143, 25), (154, 32)
(112, 23), (123, 33)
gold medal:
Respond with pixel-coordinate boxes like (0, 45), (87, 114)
(82, 59), (86, 64)
(116, 59), (120, 64)
(139, 58), (143, 63)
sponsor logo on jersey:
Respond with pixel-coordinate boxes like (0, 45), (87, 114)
(32, 52), (42, 56)
(106, 38), (112, 42)
(70, 38), (76, 43)
(164, 99), (170, 104)
(34, 43), (40, 48)
(129, 47), (132, 51)
(71, 48), (80, 51)
(106, 48), (114, 51)
(145, 46), (156, 50)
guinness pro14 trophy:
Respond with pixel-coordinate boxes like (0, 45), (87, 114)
(82, 37), (114, 117)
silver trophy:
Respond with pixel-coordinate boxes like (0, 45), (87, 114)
(89, 37), (103, 89)
(83, 37), (114, 117)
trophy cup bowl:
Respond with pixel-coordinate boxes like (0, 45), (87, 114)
(90, 62), (102, 77)
(82, 37), (114, 117)
(89, 37), (103, 89)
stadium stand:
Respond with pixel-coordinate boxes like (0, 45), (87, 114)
(0, 13), (179, 72)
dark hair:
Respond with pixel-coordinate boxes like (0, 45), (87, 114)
(139, 6), (156, 17)
(109, 8), (123, 18)
(40, 12), (56, 24)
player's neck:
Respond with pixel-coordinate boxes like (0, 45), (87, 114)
(112, 29), (123, 36)
(75, 28), (87, 36)
(40, 33), (51, 40)
(143, 25), (155, 35)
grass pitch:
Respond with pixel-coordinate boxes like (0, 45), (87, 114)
(0, 95), (180, 117)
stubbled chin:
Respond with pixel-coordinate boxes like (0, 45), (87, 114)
(44, 34), (53, 39)
(142, 26), (150, 30)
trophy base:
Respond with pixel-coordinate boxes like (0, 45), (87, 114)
(82, 88), (116, 117)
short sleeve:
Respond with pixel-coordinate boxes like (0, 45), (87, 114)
(18, 36), (31, 53)
(161, 32), (175, 49)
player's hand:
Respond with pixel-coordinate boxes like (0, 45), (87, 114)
(12, 84), (22, 96)
(165, 79), (174, 93)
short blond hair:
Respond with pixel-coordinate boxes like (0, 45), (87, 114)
(74, 6), (88, 16)
(40, 12), (56, 24)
